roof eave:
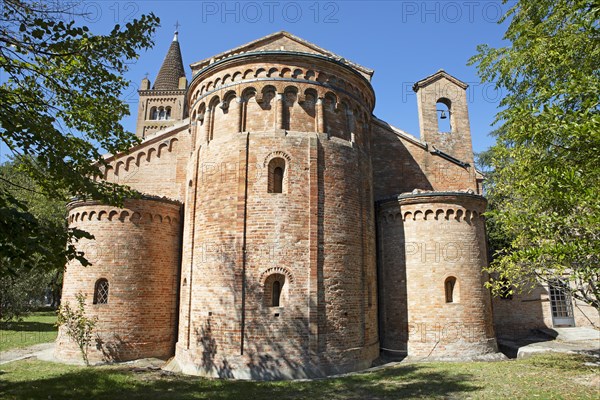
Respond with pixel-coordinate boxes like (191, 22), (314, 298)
(189, 31), (374, 79)
(412, 69), (469, 92)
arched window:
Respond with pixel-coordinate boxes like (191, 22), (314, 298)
(158, 107), (166, 120)
(264, 273), (285, 307)
(445, 276), (457, 303)
(165, 106), (171, 120)
(268, 157), (286, 193)
(93, 278), (109, 304)
(150, 107), (157, 120)
(436, 98), (452, 133)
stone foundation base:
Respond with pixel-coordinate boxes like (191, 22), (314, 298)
(165, 341), (380, 380)
(407, 337), (499, 360)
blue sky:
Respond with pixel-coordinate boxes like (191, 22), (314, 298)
(79, 0), (512, 154)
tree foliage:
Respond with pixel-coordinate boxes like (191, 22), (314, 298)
(0, 267), (52, 320)
(0, 0), (159, 276)
(475, 147), (513, 263)
(469, 0), (600, 310)
(0, 158), (72, 320)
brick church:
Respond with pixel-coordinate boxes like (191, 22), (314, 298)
(56, 31), (598, 378)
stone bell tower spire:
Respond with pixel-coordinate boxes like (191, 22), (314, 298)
(135, 26), (188, 139)
(153, 24), (186, 91)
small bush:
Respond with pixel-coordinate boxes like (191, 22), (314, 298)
(56, 293), (97, 366)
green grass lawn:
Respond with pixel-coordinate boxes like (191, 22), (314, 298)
(0, 311), (57, 352)
(0, 354), (597, 399)
(0, 315), (597, 399)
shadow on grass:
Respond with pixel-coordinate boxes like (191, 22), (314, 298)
(0, 321), (57, 333)
(0, 361), (482, 400)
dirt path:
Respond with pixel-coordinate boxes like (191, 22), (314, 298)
(0, 342), (54, 365)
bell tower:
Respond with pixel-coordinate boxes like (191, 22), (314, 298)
(136, 30), (188, 139)
(413, 70), (474, 165)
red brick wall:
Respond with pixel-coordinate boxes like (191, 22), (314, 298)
(378, 193), (497, 359)
(59, 41), (502, 374)
(136, 88), (186, 139)
(415, 75), (475, 166)
(55, 198), (182, 363)
(102, 127), (191, 202)
(174, 53), (378, 378)
(493, 284), (600, 339)
(371, 120), (478, 201)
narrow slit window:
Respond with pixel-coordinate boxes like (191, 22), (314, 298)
(273, 167), (283, 193)
(264, 273), (286, 307)
(268, 158), (286, 193)
(272, 280), (281, 307)
(445, 277), (457, 303)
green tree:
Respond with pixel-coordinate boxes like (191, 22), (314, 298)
(0, 268), (51, 320)
(0, 0), (159, 276)
(475, 147), (513, 265)
(0, 158), (73, 320)
(469, 0), (600, 310)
